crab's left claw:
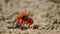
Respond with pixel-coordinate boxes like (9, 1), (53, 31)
(13, 19), (16, 26)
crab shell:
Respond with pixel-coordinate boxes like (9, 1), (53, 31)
(16, 12), (33, 27)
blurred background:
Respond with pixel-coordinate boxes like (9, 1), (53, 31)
(0, 0), (60, 34)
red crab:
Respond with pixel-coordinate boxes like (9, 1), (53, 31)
(13, 12), (33, 29)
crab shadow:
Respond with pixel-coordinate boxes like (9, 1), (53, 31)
(7, 26), (29, 30)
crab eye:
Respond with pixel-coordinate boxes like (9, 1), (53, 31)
(22, 16), (28, 21)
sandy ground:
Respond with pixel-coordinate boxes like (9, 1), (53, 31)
(0, 0), (60, 34)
